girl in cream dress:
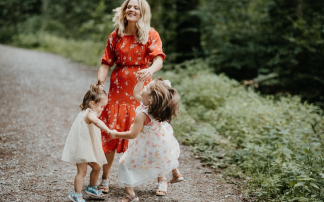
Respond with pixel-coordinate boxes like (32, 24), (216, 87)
(62, 81), (112, 202)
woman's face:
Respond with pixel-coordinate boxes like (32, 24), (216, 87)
(125, 0), (141, 23)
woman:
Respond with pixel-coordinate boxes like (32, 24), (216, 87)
(97, 0), (183, 199)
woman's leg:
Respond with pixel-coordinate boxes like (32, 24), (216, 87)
(75, 163), (88, 194)
(99, 150), (115, 192)
(88, 163), (101, 187)
(102, 150), (115, 178)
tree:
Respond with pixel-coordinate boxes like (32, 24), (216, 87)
(0, 0), (42, 42)
(175, 0), (202, 63)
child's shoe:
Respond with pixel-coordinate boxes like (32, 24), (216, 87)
(120, 193), (139, 202)
(68, 190), (85, 202)
(169, 171), (184, 184)
(85, 185), (105, 198)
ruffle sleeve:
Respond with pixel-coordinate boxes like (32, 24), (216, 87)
(101, 30), (118, 66)
(147, 28), (166, 63)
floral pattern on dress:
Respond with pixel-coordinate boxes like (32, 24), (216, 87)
(120, 103), (180, 171)
(99, 28), (166, 154)
(117, 102), (180, 187)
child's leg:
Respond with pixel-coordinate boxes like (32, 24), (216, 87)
(85, 162), (105, 198)
(170, 168), (184, 184)
(172, 168), (179, 175)
(88, 162), (101, 186)
(75, 163), (88, 194)
(120, 187), (138, 202)
(125, 187), (135, 196)
(156, 175), (168, 196)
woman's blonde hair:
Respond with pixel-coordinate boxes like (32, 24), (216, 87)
(113, 0), (151, 44)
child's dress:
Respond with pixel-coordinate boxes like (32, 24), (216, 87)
(61, 108), (107, 166)
(118, 102), (180, 187)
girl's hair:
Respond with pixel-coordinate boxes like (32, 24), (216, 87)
(113, 0), (151, 44)
(148, 77), (180, 123)
(80, 80), (107, 110)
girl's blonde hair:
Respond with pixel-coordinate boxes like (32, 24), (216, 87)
(80, 80), (107, 110)
(113, 0), (151, 44)
(148, 77), (180, 123)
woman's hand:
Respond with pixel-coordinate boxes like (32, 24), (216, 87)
(137, 68), (153, 81)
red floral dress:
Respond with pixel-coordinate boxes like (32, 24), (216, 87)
(100, 28), (166, 153)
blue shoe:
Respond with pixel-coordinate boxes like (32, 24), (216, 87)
(68, 190), (85, 202)
(85, 185), (105, 198)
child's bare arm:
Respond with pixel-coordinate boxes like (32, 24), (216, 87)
(133, 80), (144, 102)
(85, 112), (111, 133)
(110, 112), (146, 139)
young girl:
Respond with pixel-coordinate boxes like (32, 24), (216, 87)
(62, 81), (111, 202)
(108, 77), (182, 202)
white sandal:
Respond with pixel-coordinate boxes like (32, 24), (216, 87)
(120, 192), (139, 202)
(98, 178), (109, 194)
(156, 179), (168, 196)
(169, 172), (184, 184)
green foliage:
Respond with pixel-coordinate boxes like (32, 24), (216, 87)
(0, 0), (42, 42)
(12, 32), (104, 66)
(2, 1), (324, 200)
(197, 0), (324, 107)
(158, 60), (324, 201)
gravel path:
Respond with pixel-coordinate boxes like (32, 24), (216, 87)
(0, 45), (244, 202)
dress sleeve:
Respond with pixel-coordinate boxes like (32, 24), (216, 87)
(147, 29), (166, 63)
(101, 31), (117, 66)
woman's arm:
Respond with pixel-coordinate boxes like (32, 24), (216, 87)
(109, 112), (146, 139)
(97, 64), (111, 83)
(133, 80), (144, 102)
(85, 112), (111, 133)
(137, 56), (163, 81)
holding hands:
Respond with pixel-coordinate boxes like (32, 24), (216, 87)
(136, 69), (153, 81)
(106, 129), (117, 139)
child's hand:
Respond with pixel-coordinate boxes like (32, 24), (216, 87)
(107, 129), (117, 139)
(135, 72), (146, 82)
(137, 69), (153, 81)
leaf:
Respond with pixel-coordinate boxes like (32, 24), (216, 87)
(294, 182), (304, 187)
(289, 180), (297, 187)
(310, 183), (319, 189)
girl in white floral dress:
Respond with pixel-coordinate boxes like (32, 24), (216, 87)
(109, 77), (181, 202)
(62, 81), (113, 202)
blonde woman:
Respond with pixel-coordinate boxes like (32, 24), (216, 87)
(97, 0), (183, 198)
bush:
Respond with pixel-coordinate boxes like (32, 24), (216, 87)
(12, 32), (104, 66)
(158, 59), (324, 201)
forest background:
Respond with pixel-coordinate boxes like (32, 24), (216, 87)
(1, 0), (324, 201)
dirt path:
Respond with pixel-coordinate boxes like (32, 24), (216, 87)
(0, 45), (244, 202)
